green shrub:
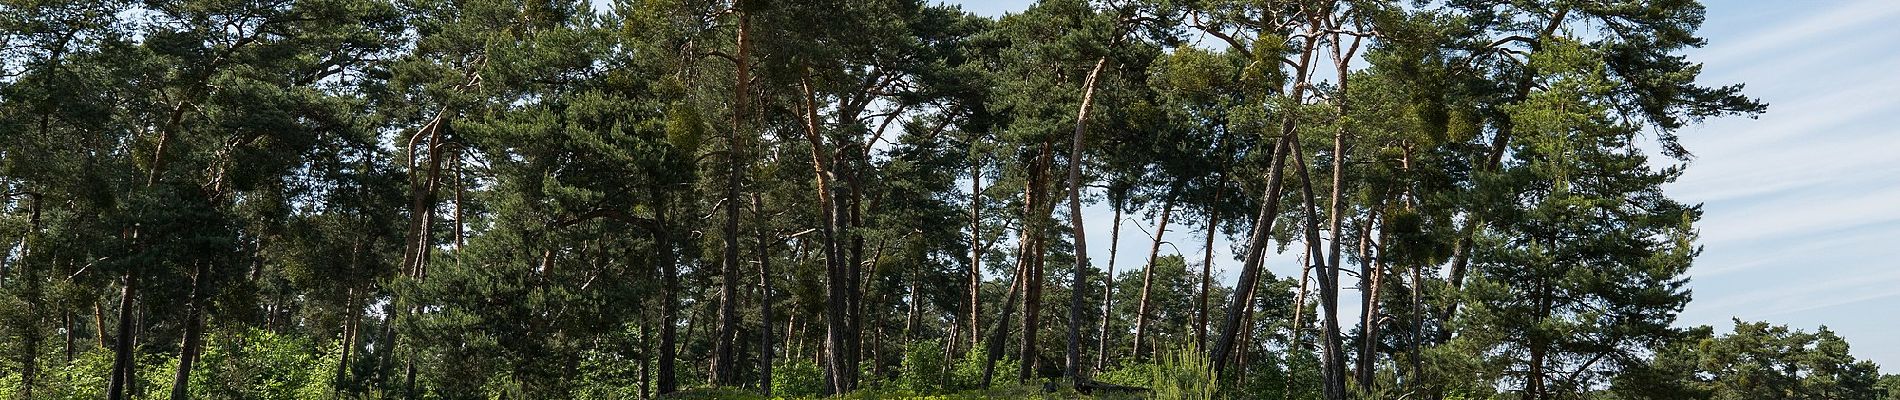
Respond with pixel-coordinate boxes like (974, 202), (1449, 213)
(945, 347), (1011, 392)
(187, 327), (326, 400)
(1097, 346), (1214, 400)
(896, 340), (947, 394)
(772, 357), (825, 397)
(1095, 360), (1161, 389)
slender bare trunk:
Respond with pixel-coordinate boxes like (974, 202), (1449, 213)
(336, 285), (361, 394)
(968, 157), (984, 352)
(639, 307), (651, 400)
(108, 282), (135, 400)
(980, 240), (1029, 387)
(1212, 16), (1317, 370)
(17, 193), (43, 399)
(1095, 193), (1123, 371)
(1354, 210), (1385, 388)
(1292, 135), (1349, 400)
(1284, 247), (1314, 400)
(1195, 179), (1224, 352)
(1019, 141), (1054, 381)
(656, 206), (681, 395)
(94, 303), (107, 348)
(1064, 57), (1106, 380)
(1131, 189), (1177, 360)
(1211, 132), (1291, 375)
(110, 103), (183, 400)
(169, 262), (207, 400)
(713, 9), (752, 386)
(799, 75), (856, 394)
(753, 193), (776, 395)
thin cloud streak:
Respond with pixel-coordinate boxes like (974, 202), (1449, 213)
(1692, 0), (1900, 68)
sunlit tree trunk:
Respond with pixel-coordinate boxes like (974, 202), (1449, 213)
(1064, 57), (1106, 379)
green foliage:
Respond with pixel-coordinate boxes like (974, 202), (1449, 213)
(773, 357), (825, 398)
(0, 0), (1819, 399)
(945, 347), (992, 392)
(896, 339), (948, 394)
(1611, 321), (1884, 400)
(1096, 347), (1215, 400)
(185, 328), (331, 400)
(0, 349), (117, 399)
(1877, 374), (1900, 400)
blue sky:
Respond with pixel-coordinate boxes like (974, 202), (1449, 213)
(942, 0), (1900, 368)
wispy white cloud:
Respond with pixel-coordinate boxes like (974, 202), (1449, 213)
(1692, 0), (1900, 68)
(1688, 264), (1900, 319)
(1662, 0), (1900, 367)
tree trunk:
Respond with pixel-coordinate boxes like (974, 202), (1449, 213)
(94, 303), (107, 348)
(713, 9), (752, 386)
(1213, 5), (1322, 375)
(1131, 187), (1178, 360)
(337, 285), (362, 395)
(1208, 124), (1299, 375)
(968, 155), (984, 353)
(639, 307), (652, 400)
(1292, 136), (1349, 400)
(1354, 210), (1385, 389)
(1095, 192), (1123, 372)
(1018, 223), (1044, 382)
(1064, 57), (1105, 380)
(800, 75), (856, 394)
(656, 207), (681, 395)
(1438, 10), (1568, 351)
(753, 193), (776, 395)
(110, 104), (182, 400)
(1019, 141), (1054, 382)
(105, 261), (139, 400)
(980, 242), (1029, 388)
(1283, 247), (1314, 400)
(846, 159), (866, 384)
(17, 192), (43, 399)
(1195, 178), (1224, 352)
(169, 262), (207, 400)
(107, 288), (133, 400)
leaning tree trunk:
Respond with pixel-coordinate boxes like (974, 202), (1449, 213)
(1211, 131), (1292, 374)
(985, 154), (1050, 386)
(980, 237), (1030, 388)
(1351, 206), (1380, 388)
(1131, 187), (1178, 361)
(1292, 135), (1349, 400)
(1195, 126), (1233, 353)
(1064, 57), (1106, 380)
(1437, 10), (1567, 351)
(335, 283), (362, 395)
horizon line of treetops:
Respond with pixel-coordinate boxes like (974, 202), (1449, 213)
(3, 0), (1897, 399)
